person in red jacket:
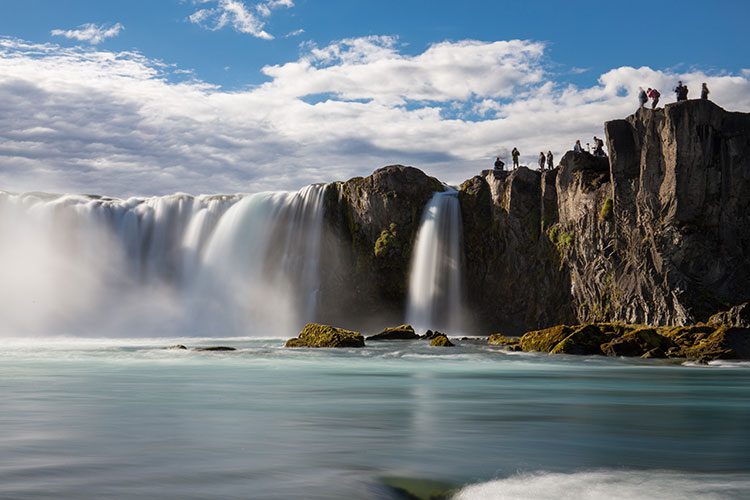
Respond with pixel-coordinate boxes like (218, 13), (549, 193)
(647, 88), (660, 109)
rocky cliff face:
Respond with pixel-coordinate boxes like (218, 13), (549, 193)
(322, 101), (750, 334)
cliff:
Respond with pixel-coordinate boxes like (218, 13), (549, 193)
(321, 100), (750, 333)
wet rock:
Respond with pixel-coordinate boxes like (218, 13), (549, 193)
(165, 344), (187, 350)
(601, 327), (674, 358)
(366, 324), (419, 340)
(430, 335), (454, 347)
(194, 346), (237, 352)
(285, 323), (365, 348)
(487, 334), (520, 346)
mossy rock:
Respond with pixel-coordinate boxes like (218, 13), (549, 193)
(601, 327), (673, 357)
(430, 335), (455, 347)
(682, 325), (750, 362)
(549, 324), (613, 355)
(285, 323), (365, 348)
(488, 334), (520, 346)
(374, 223), (400, 258)
(367, 324), (419, 340)
(519, 325), (574, 352)
(599, 197), (613, 221)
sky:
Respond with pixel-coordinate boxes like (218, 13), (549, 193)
(0, 0), (749, 196)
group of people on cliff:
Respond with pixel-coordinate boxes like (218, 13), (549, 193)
(639, 81), (710, 109)
(495, 148), (554, 171)
(493, 80), (712, 173)
(494, 137), (605, 172)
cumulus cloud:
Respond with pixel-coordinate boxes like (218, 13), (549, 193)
(0, 36), (748, 196)
(50, 22), (124, 45)
(189, 0), (294, 39)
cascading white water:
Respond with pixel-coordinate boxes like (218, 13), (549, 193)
(0, 185), (326, 337)
(406, 189), (466, 333)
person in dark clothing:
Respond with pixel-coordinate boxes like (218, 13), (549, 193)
(701, 83), (710, 100)
(593, 136), (606, 157)
(546, 151), (554, 170)
(538, 152), (546, 171)
(494, 156), (505, 170)
(573, 140), (583, 153)
(647, 88), (660, 109)
(674, 81), (688, 101)
(511, 147), (520, 170)
(638, 87), (648, 108)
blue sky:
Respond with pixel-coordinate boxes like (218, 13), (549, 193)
(0, 0), (749, 195)
(3, 0), (747, 88)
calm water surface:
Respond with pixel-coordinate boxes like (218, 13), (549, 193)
(1, 338), (749, 499)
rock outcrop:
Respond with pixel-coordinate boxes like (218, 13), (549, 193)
(285, 323), (365, 348)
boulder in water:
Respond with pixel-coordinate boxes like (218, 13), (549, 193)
(367, 324), (419, 340)
(285, 323), (365, 348)
(430, 334), (454, 347)
(165, 344), (188, 350)
(194, 346), (237, 352)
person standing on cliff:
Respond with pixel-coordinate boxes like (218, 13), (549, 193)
(538, 152), (546, 171)
(647, 88), (660, 109)
(638, 87), (648, 108)
(674, 81), (688, 101)
(547, 151), (554, 169)
(511, 147), (520, 169)
(701, 83), (710, 100)
(573, 140), (583, 153)
(593, 136), (606, 157)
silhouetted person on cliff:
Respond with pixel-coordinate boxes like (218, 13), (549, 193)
(701, 82), (710, 100)
(538, 152), (546, 171)
(638, 87), (648, 108)
(674, 81), (688, 101)
(573, 140), (584, 153)
(593, 136), (606, 157)
(647, 88), (660, 109)
(494, 156), (505, 170)
(511, 147), (520, 170)
(547, 151), (554, 169)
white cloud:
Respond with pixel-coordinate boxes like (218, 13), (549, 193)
(50, 22), (124, 45)
(189, 0), (294, 39)
(0, 36), (748, 197)
(285, 28), (305, 38)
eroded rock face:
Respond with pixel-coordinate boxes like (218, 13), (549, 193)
(459, 168), (574, 334)
(602, 101), (750, 324)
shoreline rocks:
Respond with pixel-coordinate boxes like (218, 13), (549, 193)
(504, 322), (750, 362)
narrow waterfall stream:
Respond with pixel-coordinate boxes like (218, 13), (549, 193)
(405, 189), (466, 333)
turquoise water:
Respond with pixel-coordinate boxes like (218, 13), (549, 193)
(1, 338), (749, 499)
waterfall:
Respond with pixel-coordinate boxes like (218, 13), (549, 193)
(406, 189), (466, 334)
(0, 185), (326, 337)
